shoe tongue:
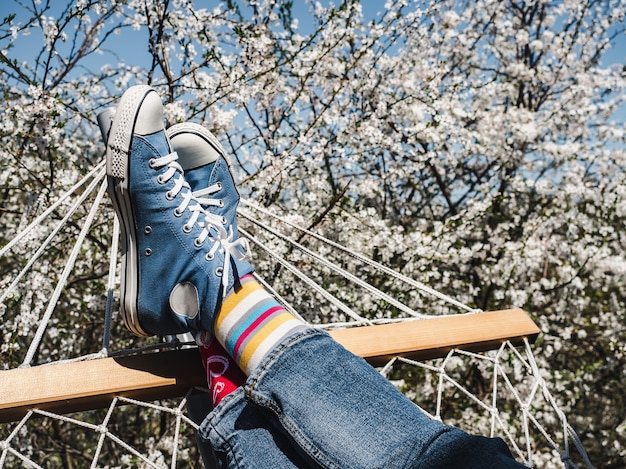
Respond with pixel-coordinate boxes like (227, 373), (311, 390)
(171, 132), (220, 171)
(141, 131), (173, 156)
(183, 168), (208, 192)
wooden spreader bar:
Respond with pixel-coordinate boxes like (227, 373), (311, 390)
(330, 308), (539, 365)
(0, 309), (539, 423)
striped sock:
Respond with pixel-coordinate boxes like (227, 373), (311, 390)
(214, 274), (309, 375)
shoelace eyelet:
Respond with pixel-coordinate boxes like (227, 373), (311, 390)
(193, 238), (203, 248)
(215, 267), (223, 277)
(221, 217), (227, 225)
(216, 182), (223, 190)
(165, 191), (175, 200)
(157, 174), (167, 184)
(149, 158), (157, 169)
(182, 223), (193, 233)
(173, 208), (183, 217)
(218, 199), (224, 208)
(205, 252), (214, 261)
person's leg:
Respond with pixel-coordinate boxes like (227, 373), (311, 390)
(167, 123), (528, 469)
(102, 91), (318, 468)
(191, 320), (527, 469)
(104, 86), (527, 469)
(238, 328), (527, 469)
(170, 125), (529, 468)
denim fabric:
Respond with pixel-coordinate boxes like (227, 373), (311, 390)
(198, 328), (528, 468)
(200, 388), (318, 468)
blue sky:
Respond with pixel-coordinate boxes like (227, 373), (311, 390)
(2, 1), (623, 72)
(1, 1), (624, 122)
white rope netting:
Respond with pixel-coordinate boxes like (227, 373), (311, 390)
(0, 161), (593, 468)
(0, 393), (208, 469)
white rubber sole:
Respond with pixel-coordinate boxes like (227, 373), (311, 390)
(106, 85), (156, 337)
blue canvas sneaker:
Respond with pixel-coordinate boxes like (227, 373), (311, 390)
(105, 85), (253, 337)
(166, 123), (241, 238)
(166, 123), (253, 346)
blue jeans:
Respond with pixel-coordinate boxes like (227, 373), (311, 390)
(197, 329), (527, 468)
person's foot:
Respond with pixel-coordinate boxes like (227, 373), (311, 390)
(105, 85), (252, 337)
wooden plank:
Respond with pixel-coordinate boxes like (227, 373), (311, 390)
(0, 309), (539, 423)
(330, 308), (540, 365)
(0, 348), (207, 424)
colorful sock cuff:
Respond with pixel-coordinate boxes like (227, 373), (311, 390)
(215, 275), (308, 375)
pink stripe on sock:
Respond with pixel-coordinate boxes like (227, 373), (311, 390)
(232, 305), (283, 358)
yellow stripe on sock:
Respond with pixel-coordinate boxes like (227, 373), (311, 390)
(237, 312), (296, 373)
(215, 279), (264, 331)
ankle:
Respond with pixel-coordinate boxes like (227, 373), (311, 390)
(214, 275), (308, 375)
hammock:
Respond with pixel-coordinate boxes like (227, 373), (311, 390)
(0, 160), (593, 468)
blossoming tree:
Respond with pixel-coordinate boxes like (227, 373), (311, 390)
(0, 0), (624, 466)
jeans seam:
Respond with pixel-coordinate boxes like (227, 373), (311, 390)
(276, 413), (341, 469)
(400, 430), (437, 469)
(198, 388), (243, 440)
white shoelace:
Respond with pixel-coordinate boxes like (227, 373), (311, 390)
(150, 152), (250, 294)
(193, 183), (225, 210)
(214, 225), (251, 292)
(193, 183), (251, 293)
